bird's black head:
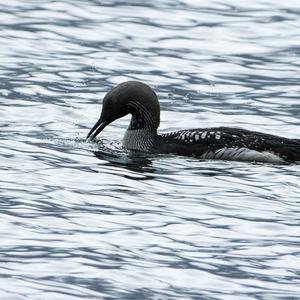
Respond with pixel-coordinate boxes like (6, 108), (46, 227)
(87, 81), (160, 141)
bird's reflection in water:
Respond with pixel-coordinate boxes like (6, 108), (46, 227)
(94, 148), (157, 174)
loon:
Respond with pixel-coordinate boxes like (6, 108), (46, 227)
(87, 81), (300, 163)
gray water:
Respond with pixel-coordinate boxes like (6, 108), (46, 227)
(1, 1), (300, 299)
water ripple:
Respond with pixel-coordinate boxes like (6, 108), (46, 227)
(1, 0), (300, 299)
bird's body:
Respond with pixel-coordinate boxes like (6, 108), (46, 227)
(87, 81), (300, 164)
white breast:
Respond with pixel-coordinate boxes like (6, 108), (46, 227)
(201, 147), (285, 163)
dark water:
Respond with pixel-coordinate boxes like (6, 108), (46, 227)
(1, 1), (300, 299)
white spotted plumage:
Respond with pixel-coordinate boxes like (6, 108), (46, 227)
(165, 129), (225, 143)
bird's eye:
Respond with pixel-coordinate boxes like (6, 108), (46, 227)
(102, 95), (112, 107)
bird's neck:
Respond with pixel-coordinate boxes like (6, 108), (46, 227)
(127, 100), (159, 131)
(123, 100), (160, 151)
(128, 116), (156, 131)
(122, 127), (157, 152)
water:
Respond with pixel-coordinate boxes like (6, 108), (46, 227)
(1, 0), (300, 299)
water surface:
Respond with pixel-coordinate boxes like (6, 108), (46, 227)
(0, 1), (300, 299)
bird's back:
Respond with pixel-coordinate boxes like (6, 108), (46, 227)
(154, 127), (300, 163)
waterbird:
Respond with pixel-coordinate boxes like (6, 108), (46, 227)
(87, 81), (300, 163)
